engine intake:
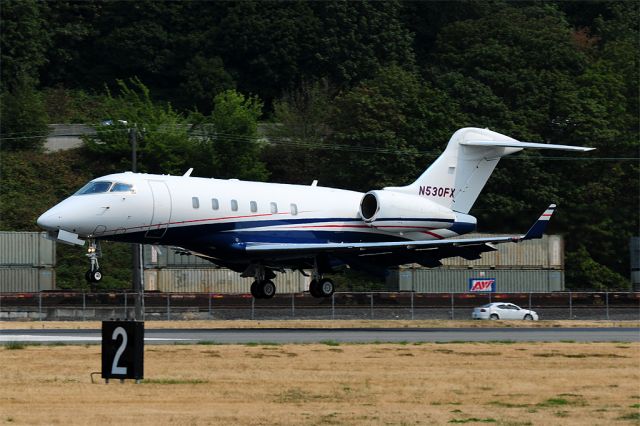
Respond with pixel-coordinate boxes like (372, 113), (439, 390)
(358, 190), (456, 232)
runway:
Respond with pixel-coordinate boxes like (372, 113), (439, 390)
(1, 327), (638, 344)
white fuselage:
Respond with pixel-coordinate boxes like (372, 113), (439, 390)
(37, 172), (471, 258)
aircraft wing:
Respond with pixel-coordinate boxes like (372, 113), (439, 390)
(241, 205), (557, 265)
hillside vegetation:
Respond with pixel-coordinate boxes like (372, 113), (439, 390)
(0, 1), (637, 290)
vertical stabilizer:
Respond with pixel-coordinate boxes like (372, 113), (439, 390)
(384, 128), (522, 213)
(384, 127), (593, 214)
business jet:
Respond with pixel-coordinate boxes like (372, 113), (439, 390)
(37, 127), (593, 298)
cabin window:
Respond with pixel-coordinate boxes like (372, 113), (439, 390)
(211, 198), (219, 210)
(110, 183), (133, 193)
(231, 199), (238, 211)
(75, 181), (112, 195)
(270, 202), (278, 214)
(290, 203), (298, 216)
(192, 197), (200, 209)
(250, 201), (258, 213)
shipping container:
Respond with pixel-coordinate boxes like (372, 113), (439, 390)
(142, 236), (562, 270)
(631, 237), (639, 291)
(0, 232), (56, 267)
(145, 268), (309, 294)
(387, 268), (564, 293)
(439, 234), (563, 269)
(143, 245), (213, 269)
(0, 267), (55, 292)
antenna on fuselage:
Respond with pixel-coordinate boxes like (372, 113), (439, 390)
(311, 180), (318, 186)
(183, 168), (194, 177)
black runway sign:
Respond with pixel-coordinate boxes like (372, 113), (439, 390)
(101, 321), (144, 381)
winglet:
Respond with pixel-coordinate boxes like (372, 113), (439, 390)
(522, 204), (557, 240)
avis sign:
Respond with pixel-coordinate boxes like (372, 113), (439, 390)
(468, 278), (496, 292)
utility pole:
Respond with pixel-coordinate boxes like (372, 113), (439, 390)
(130, 128), (143, 320)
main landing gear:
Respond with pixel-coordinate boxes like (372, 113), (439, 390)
(244, 259), (335, 300)
(85, 240), (103, 283)
(309, 278), (335, 298)
(246, 264), (278, 299)
(250, 279), (276, 299)
(308, 257), (335, 298)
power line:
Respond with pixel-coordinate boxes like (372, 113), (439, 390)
(1, 126), (638, 161)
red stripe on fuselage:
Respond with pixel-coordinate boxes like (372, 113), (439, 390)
(421, 231), (445, 239)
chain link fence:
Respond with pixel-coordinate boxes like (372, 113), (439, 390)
(1, 292), (638, 321)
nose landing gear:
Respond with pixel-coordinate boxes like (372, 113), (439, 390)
(85, 240), (103, 283)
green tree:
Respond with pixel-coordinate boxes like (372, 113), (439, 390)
(322, 66), (463, 191)
(194, 90), (268, 181)
(38, 1), (101, 88)
(217, 1), (319, 104)
(550, 2), (639, 289)
(177, 55), (235, 113)
(263, 80), (334, 184)
(84, 78), (197, 175)
(0, 80), (49, 151)
(0, 0), (49, 92)
(310, 1), (416, 88)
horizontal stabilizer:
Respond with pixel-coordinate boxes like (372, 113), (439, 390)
(461, 140), (595, 152)
(522, 204), (557, 240)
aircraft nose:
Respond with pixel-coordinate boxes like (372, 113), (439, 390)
(37, 210), (60, 231)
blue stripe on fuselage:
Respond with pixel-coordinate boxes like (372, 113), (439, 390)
(102, 216), (473, 253)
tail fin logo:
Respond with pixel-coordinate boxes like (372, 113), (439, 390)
(418, 186), (455, 198)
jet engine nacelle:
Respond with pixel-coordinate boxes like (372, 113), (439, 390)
(359, 190), (456, 232)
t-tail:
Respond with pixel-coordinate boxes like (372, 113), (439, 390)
(384, 128), (594, 214)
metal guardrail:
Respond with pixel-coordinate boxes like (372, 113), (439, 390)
(0, 291), (638, 322)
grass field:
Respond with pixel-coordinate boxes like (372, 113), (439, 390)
(2, 341), (639, 425)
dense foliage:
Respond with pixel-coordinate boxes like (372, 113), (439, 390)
(0, 0), (637, 290)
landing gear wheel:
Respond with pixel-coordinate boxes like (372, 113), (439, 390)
(309, 280), (321, 298)
(250, 280), (276, 299)
(85, 269), (103, 283)
(250, 280), (263, 299)
(261, 280), (276, 299)
(318, 278), (334, 297)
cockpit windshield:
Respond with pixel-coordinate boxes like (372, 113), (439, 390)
(75, 181), (134, 195)
(110, 183), (133, 192)
(75, 181), (112, 195)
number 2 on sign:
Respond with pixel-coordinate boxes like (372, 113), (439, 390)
(111, 326), (128, 375)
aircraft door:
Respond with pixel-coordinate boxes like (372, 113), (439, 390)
(146, 180), (172, 239)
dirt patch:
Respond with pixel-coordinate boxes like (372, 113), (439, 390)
(1, 319), (638, 330)
(2, 342), (639, 425)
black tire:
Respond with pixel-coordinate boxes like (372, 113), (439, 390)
(489, 313), (499, 320)
(308, 280), (320, 298)
(85, 270), (93, 283)
(261, 280), (276, 299)
(524, 314), (533, 320)
(90, 269), (103, 283)
(318, 278), (335, 297)
(250, 280), (263, 299)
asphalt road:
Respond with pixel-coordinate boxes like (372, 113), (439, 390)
(1, 327), (638, 344)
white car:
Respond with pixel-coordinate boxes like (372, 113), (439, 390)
(472, 302), (539, 320)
